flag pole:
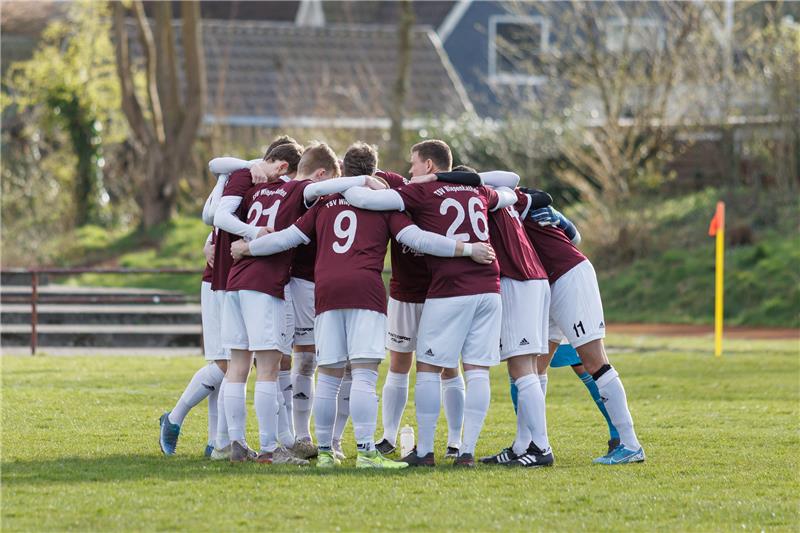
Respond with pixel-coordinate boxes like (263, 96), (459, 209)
(713, 202), (725, 357)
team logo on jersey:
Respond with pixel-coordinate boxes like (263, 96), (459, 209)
(425, 348), (435, 357)
(519, 338), (530, 346)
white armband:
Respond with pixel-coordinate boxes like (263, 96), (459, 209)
(461, 243), (473, 257)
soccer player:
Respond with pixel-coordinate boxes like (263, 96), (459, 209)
(517, 197), (645, 464)
(231, 145), (497, 468)
(215, 142), (393, 463)
(343, 140), (518, 467)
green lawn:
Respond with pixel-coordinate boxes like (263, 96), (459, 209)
(2, 335), (799, 531)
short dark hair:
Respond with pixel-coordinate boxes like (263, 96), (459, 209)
(266, 142), (304, 174)
(452, 164), (477, 173)
(263, 135), (298, 159)
(411, 139), (452, 172)
(343, 142), (378, 176)
(297, 142), (341, 178)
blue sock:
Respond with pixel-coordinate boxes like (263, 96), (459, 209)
(577, 371), (619, 441)
(509, 376), (519, 415)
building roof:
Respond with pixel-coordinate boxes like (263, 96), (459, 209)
(171, 19), (472, 127)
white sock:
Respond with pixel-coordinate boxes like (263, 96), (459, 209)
(215, 378), (230, 449)
(277, 390), (295, 448)
(291, 352), (316, 440)
(415, 372), (441, 457)
(461, 369), (491, 456)
(313, 373), (341, 450)
(515, 373), (550, 454)
(442, 374), (465, 449)
(380, 371), (409, 445)
(224, 381), (247, 444)
(207, 387), (219, 445)
(278, 370), (293, 430)
(595, 367), (641, 450)
(333, 372), (352, 442)
(254, 381), (279, 453)
(350, 368), (379, 452)
(539, 373), (549, 397)
(169, 363), (225, 426)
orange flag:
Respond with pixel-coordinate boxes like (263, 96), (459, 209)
(708, 202), (725, 236)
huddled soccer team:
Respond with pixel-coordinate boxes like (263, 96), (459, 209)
(158, 136), (645, 468)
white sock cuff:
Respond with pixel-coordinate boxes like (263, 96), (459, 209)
(538, 374), (549, 384)
(416, 371), (442, 384)
(278, 370), (291, 378)
(515, 373), (538, 391)
(464, 369), (490, 384)
(386, 371), (409, 386)
(316, 373), (342, 399)
(351, 367), (379, 381)
(226, 382), (246, 398)
(594, 366), (619, 389)
(442, 375), (465, 390)
(255, 381), (278, 394)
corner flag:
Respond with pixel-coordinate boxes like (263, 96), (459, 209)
(709, 202), (725, 356)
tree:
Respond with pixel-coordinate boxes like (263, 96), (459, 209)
(111, 0), (206, 229)
(385, 0), (415, 172)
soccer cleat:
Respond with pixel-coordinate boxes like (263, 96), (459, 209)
(507, 443), (554, 468)
(400, 447), (435, 467)
(158, 412), (181, 456)
(453, 453), (475, 468)
(230, 441), (254, 463)
(445, 446), (460, 459)
(316, 450), (341, 468)
(209, 445), (231, 460)
(273, 446), (310, 466)
(255, 451), (273, 464)
(375, 438), (396, 455)
(356, 450), (409, 469)
(607, 438), (621, 455)
(479, 446), (519, 465)
(292, 437), (318, 459)
(204, 444), (214, 458)
(593, 444), (645, 465)
(332, 439), (346, 461)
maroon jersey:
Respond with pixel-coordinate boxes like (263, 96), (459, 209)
(293, 194), (414, 315)
(378, 170), (431, 304)
(397, 182), (500, 298)
(226, 179), (312, 299)
(291, 240), (316, 282)
(202, 231), (217, 283)
(516, 190), (586, 284)
(488, 199), (548, 281)
(211, 169), (252, 291)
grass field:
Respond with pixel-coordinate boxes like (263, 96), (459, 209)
(2, 335), (799, 531)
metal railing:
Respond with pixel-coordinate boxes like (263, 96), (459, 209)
(1, 268), (203, 355)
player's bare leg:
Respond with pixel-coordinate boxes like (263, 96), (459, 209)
(378, 350), (413, 453)
(224, 349), (255, 461)
(575, 339), (643, 463)
(291, 343), (318, 458)
(441, 366), (464, 457)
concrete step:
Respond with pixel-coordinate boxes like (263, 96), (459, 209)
(1, 285), (194, 305)
(1, 272), (50, 286)
(1, 324), (202, 348)
(0, 304), (201, 325)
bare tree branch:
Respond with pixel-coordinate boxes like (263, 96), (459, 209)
(131, 0), (165, 144)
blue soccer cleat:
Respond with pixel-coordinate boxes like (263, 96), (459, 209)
(204, 444), (214, 458)
(159, 412), (181, 456)
(593, 444), (645, 465)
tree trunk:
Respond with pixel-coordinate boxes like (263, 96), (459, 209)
(386, 0), (414, 171)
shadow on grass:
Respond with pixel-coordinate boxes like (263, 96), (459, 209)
(1, 455), (457, 485)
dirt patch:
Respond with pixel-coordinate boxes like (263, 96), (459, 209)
(608, 323), (799, 340)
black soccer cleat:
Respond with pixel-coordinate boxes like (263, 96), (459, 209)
(453, 453), (475, 468)
(400, 447), (435, 467)
(375, 438), (396, 455)
(479, 445), (519, 465)
(445, 446), (459, 459)
(607, 438), (621, 455)
(507, 442), (554, 468)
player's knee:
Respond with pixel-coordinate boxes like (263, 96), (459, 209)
(214, 360), (228, 373)
(292, 350), (316, 376)
(389, 352), (413, 374)
(441, 366), (460, 379)
(279, 355), (292, 371)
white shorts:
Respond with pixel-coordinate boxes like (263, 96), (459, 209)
(289, 277), (315, 346)
(222, 290), (292, 352)
(548, 260), (606, 348)
(314, 308), (386, 367)
(416, 293), (502, 369)
(500, 278), (550, 360)
(385, 297), (424, 353)
(201, 281), (230, 361)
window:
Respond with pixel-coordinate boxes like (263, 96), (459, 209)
(605, 18), (665, 53)
(489, 15), (550, 85)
